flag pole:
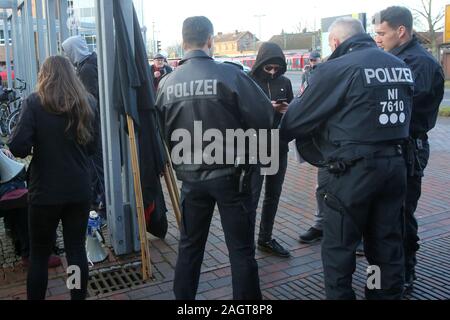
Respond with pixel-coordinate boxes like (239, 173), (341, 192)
(126, 115), (152, 281)
(162, 143), (182, 229)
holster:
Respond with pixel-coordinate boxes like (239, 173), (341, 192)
(326, 159), (353, 175)
(234, 165), (254, 194)
(404, 138), (424, 177)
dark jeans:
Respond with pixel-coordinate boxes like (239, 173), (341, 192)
(252, 150), (288, 242)
(3, 208), (29, 257)
(322, 155), (406, 300)
(27, 202), (90, 300)
(90, 151), (105, 213)
(174, 174), (261, 300)
(404, 140), (430, 275)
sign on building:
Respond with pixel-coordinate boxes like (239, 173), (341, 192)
(445, 5), (450, 43)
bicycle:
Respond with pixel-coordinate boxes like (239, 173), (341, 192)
(3, 78), (27, 136)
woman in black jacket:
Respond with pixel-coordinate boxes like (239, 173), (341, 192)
(250, 42), (294, 258)
(8, 55), (99, 300)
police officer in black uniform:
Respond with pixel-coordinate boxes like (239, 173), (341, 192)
(280, 18), (414, 300)
(373, 6), (445, 293)
(156, 16), (274, 300)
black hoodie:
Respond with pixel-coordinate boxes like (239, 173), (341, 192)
(250, 42), (294, 128)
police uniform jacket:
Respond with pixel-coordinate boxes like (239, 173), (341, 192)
(280, 34), (414, 162)
(156, 50), (274, 182)
(390, 36), (445, 139)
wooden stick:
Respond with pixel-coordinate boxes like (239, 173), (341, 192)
(163, 165), (182, 228)
(162, 143), (182, 229)
(126, 115), (152, 281)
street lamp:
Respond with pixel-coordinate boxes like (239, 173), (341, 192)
(254, 14), (266, 53)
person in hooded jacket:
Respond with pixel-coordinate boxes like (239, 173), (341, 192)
(62, 36), (99, 101)
(250, 42), (294, 258)
(62, 36), (105, 214)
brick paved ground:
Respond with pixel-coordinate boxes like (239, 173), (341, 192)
(1, 118), (449, 300)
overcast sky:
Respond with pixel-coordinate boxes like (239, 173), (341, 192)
(133, 0), (448, 47)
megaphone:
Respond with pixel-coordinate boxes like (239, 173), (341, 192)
(0, 150), (25, 184)
(86, 211), (108, 264)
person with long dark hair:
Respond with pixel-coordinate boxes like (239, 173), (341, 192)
(8, 55), (99, 300)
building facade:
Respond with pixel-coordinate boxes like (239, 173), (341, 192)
(214, 31), (258, 57)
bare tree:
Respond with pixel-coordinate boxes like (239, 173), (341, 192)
(166, 43), (183, 59)
(294, 20), (309, 33)
(411, 0), (445, 58)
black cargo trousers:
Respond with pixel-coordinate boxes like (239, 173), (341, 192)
(404, 139), (430, 278)
(173, 171), (262, 300)
(321, 148), (406, 300)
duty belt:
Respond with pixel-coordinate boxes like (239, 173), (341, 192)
(326, 145), (403, 175)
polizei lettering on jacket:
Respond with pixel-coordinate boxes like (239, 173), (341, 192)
(166, 79), (218, 102)
(363, 68), (414, 86)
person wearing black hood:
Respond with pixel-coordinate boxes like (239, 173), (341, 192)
(250, 42), (294, 258)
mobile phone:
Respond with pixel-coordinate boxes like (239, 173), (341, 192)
(275, 98), (288, 104)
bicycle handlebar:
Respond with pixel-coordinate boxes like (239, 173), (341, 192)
(14, 78), (27, 92)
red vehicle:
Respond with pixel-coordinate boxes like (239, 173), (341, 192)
(0, 69), (15, 84)
(286, 53), (310, 71)
(167, 58), (181, 69)
(237, 53), (311, 72)
(239, 56), (257, 70)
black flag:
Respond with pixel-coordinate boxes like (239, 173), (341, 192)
(112, 0), (168, 239)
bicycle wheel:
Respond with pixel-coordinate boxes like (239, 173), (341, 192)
(0, 108), (8, 137)
(7, 109), (20, 136)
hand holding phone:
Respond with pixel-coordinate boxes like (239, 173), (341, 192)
(272, 98), (289, 114)
(275, 98), (288, 104)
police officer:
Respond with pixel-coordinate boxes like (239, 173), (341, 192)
(156, 16), (274, 300)
(373, 6), (445, 293)
(280, 18), (414, 300)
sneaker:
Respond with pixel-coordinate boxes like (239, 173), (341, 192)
(356, 242), (365, 256)
(299, 227), (323, 244)
(258, 239), (291, 258)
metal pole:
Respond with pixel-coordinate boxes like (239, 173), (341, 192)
(152, 20), (155, 54)
(35, 0), (46, 65)
(95, 0), (132, 255)
(23, 0), (37, 90)
(3, 10), (12, 88)
(12, 4), (23, 83)
(9, 8), (20, 83)
(45, 0), (57, 56)
(58, 0), (68, 47)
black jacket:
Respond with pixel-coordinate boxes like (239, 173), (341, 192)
(390, 36), (445, 138)
(300, 64), (318, 93)
(250, 42), (294, 128)
(152, 64), (173, 90)
(280, 34), (414, 161)
(78, 52), (99, 102)
(8, 93), (99, 205)
(156, 50), (274, 182)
